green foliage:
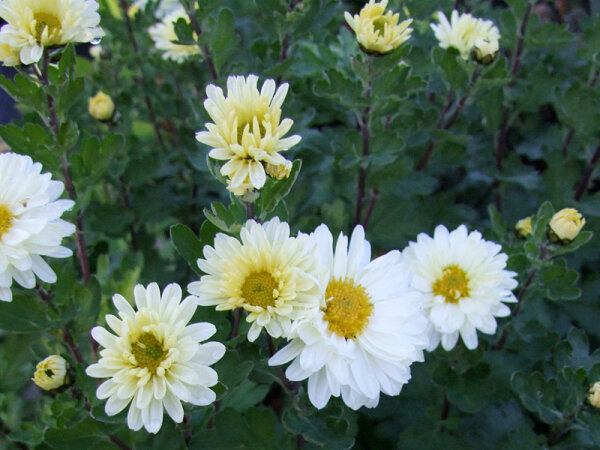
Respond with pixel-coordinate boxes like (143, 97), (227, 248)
(0, 0), (599, 448)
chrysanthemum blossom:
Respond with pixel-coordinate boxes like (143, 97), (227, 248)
(188, 218), (323, 342)
(344, 0), (413, 54)
(195, 75), (301, 196)
(148, 8), (200, 63)
(431, 10), (500, 60)
(269, 225), (429, 410)
(86, 283), (225, 434)
(402, 225), (518, 351)
(32, 354), (67, 390)
(0, 153), (75, 302)
(0, 0), (104, 66)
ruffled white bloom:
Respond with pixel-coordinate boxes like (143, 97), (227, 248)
(148, 7), (201, 63)
(129, 0), (181, 19)
(344, 0), (413, 54)
(0, 0), (104, 66)
(269, 225), (429, 410)
(431, 10), (500, 59)
(188, 218), (323, 342)
(195, 74), (301, 196)
(402, 225), (518, 351)
(0, 153), (75, 302)
(86, 283), (225, 434)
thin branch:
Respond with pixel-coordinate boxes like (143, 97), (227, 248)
(117, 0), (168, 153)
(574, 144), (600, 201)
(354, 106), (371, 227)
(62, 327), (85, 364)
(362, 189), (379, 230)
(231, 308), (242, 339)
(181, 0), (218, 81)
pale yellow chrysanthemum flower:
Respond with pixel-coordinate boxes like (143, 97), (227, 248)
(195, 74), (301, 196)
(0, 0), (104, 66)
(86, 283), (225, 434)
(148, 8), (201, 63)
(0, 43), (21, 67)
(589, 381), (600, 409)
(344, 0), (413, 54)
(188, 218), (324, 342)
(549, 208), (585, 242)
(431, 10), (500, 60)
(32, 355), (67, 390)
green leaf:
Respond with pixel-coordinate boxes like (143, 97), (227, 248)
(170, 224), (204, 276)
(258, 160), (302, 219)
(209, 8), (239, 73)
(511, 372), (563, 424)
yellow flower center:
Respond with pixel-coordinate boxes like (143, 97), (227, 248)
(372, 17), (389, 36)
(33, 12), (62, 43)
(241, 271), (278, 308)
(131, 333), (166, 373)
(0, 204), (14, 239)
(432, 264), (470, 304)
(323, 278), (373, 339)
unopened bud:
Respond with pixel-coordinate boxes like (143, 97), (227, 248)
(588, 381), (600, 409)
(515, 217), (532, 238)
(549, 208), (585, 242)
(88, 91), (115, 121)
(472, 38), (499, 65)
(266, 161), (292, 180)
(32, 355), (67, 391)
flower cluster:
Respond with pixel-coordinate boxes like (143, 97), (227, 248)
(0, 0), (104, 66)
(190, 218), (517, 410)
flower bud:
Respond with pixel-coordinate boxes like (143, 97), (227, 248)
(471, 38), (499, 65)
(32, 355), (67, 391)
(266, 161), (293, 180)
(89, 45), (103, 61)
(589, 381), (600, 409)
(549, 208), (585, 242)
(515, 217), (532, 237)
(88, 91), (115, 121)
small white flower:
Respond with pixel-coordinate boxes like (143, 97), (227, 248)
(148, 8), (201, 63)
(402, 225), (518, 351)
(195, 75), (301, 196)
(86, 283), (225, 434)
(431, 10), (500, 60)
(0, 153), (75, 302)
(269, 225), (429, 410)
(0, 0), (104, 66)
(188, 218), (323, 342)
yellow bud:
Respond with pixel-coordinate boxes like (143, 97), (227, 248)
(471, 38), (499, 65)
(128, 5), (140, 18)
(515, 217), (532, 238)
(88, 91), (115, 121)
(32, 355), (67, 391)
(265, 161), (292, 180)
(549, 208), (585, 242)
(89, 45), (103, 61)
(588, 381), (600, 409)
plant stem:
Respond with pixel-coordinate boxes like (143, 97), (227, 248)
(62, 327), (85, 364)
(574, 144), (600, 201)
(362, 189), (379, 230)
(231, 308), (242, 339)
(495, 2), (533, 172)
(354, 105), (371, 227)
(38, 51), (91, 285)
(494, 268), (538, 350)
(117, 0), (168, 153)
(181, 0), (218, 81)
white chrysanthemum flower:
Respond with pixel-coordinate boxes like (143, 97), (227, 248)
(129, 0), (181, 19)
(402, 225), (518, 351)
(0, 0), (104, 66)
(269, 225), (429, 410)
(195, 74), (301, 196)
(188, 218), (323, 342)
(430, 10), (500, 59)
(86, 283), (225, 434)
(0, 153), (75, 302)
(344, 0), (413, 54)
(148, 8), (201, 63)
